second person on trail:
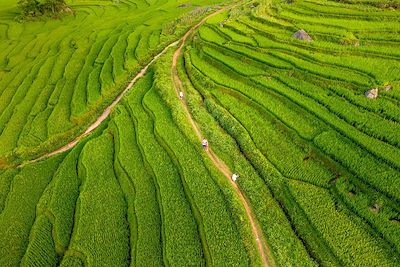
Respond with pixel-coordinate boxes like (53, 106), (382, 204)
(231, 173), (239, 182)
(202, 138), (208, 151)
(179, 91), (184, 99)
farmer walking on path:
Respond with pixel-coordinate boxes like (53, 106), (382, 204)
(202, 138), (209, 151)
(232, 173), (239, 182)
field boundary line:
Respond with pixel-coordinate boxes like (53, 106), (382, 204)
(171, 3), (272, 266)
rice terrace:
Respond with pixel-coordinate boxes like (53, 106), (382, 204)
(0, 0), (399, 265)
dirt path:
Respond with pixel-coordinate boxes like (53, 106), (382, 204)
(15, 5), (271, 265)
(171, 7), (271, 267)
(19, 5), (224, 168)
(19, 40), (182, 167)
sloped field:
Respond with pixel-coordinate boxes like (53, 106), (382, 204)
(0, 67), (263, 266)
(182, 0), (400, 265)
(0, 0), (399, 266)
(0, 0), (222, 164)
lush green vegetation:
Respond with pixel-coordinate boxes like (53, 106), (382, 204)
(179, 0), (400, 265)
(1, 0), (399, 266)
(0, 68), (263, 266)
(0, 0), (223, 166)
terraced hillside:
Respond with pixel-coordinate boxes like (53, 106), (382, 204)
(0, 0), (400, 266)
(0, 0), (222, 165)
(0, 67), (267, 266)
(182, 0), (400, 265)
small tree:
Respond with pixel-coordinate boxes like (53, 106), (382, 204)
(17, 0), (69, 19)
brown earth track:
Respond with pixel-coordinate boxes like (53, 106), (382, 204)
(13, 4), (272, 266)
(18, 40), (181, 168)
(171, 6), (271, 267)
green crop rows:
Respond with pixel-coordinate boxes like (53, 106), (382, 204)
(1, 0), (400, 266)
(181, 0), (400, 265)
(0, 68), (262, 266)
(0, 0), (224, 165)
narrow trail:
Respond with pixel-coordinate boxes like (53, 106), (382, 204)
(18, 40), (182, 168)
(13, 5), (271, 265)
(171, 6), (271, 267)
(19, 40), (184, 168)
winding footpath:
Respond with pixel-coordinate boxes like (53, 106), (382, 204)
(19, 40), (180, 168)
(17, 4), (272, 266)
(171, 6), (271, 267)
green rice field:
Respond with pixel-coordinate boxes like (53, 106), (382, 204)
(0, 0), (399, 266)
